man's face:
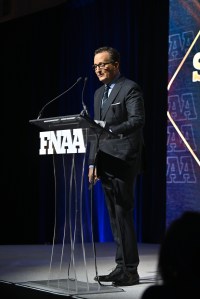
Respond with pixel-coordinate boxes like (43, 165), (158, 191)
(93, 51), (119, 84)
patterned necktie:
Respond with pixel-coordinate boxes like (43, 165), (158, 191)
(101, 84), (110, 107)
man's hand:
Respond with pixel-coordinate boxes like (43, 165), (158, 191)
(88, 167), (99, 185)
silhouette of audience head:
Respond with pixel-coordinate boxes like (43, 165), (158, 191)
(141, 211), (200, 299)
(157, 210), (200, 285)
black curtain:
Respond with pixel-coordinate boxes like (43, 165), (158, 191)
(2, 0), (168, 244)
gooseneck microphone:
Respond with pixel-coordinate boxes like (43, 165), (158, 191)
(37, 77), (82, 119)
(80, 77), (89, 116)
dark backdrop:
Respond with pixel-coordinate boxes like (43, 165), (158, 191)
(2, 0), (168, 244)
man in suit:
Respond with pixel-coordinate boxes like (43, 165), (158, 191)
(88, 46), (145, 286)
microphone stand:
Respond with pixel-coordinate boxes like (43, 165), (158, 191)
(37, 77), (82, 119)
(80, 77), (89, 117)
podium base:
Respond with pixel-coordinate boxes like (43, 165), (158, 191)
(17, 278), (124, 296)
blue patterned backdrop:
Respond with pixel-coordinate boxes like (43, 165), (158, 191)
(167, 0), (200, 226)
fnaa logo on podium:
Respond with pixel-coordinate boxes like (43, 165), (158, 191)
(39, 128), (86, 155)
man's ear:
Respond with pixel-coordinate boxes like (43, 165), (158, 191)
(114, 61), (119, 68)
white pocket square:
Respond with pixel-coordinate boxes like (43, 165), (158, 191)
(111, 102), (120, 106)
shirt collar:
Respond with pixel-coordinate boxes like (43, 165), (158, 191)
(106, 73), (121, 89)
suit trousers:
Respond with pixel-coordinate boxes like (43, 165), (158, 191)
(97, 151), (139, 272)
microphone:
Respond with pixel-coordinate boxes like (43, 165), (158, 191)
(37, 77), (82, 119)
(80, 77), (89, 116)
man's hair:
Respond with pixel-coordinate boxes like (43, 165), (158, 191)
(94, 46), (120, 63)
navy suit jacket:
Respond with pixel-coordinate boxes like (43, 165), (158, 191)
(88, 75), (145, 174)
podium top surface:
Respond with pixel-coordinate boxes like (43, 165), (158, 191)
(29, 114), (83, 130)
(29, 113), (117, 138)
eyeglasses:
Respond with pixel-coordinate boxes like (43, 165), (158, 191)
(92, 62), (113, 71)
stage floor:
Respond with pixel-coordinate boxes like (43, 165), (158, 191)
(0, 242), (160, 299)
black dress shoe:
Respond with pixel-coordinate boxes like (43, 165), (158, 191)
(94, 267), (123, 282)
(112, 271), (140, 286)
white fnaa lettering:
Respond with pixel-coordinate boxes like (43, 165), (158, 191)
(39, 129), (86, 155)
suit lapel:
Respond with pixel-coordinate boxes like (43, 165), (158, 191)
(101, 80), (123, 120)
(96, 88), (104, 119)
(95, 76), (125, 120)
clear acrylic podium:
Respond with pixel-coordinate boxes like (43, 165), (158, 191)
(23, 113), (123, 297)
